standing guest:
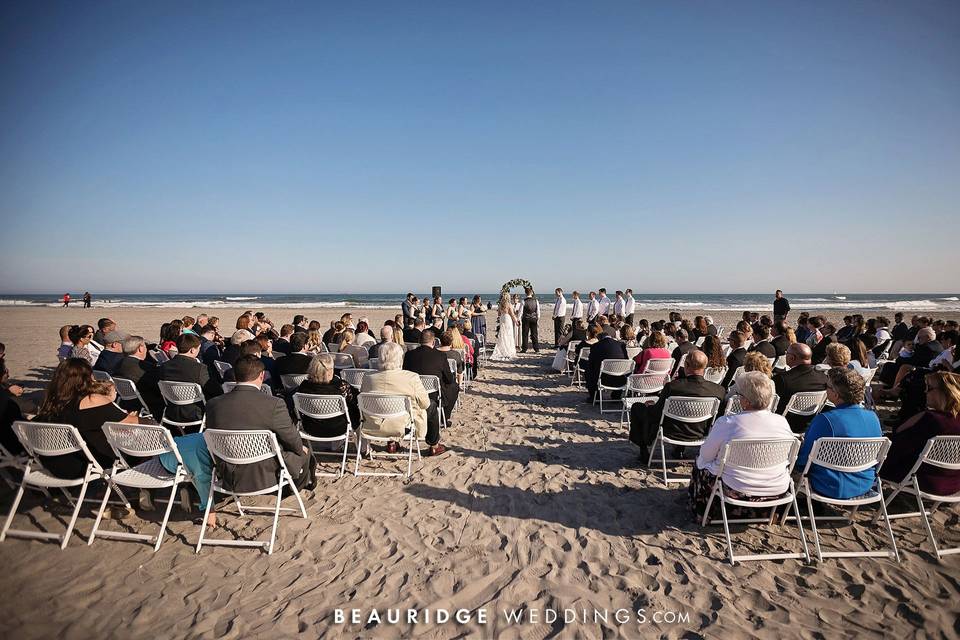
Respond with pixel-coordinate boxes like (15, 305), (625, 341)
(570, 291), (584, 326)
(773, 290), (790, 321)
(93, 330), (129, 375)
(613, 291), (626, 318)
(597, 288), (611, 316)
(795, 368), (881, 498)
(82, 291), (91, 308)
(880, 371), (960, 495)
(624, 289), (636, 326)
(62, 292), (70, 307)
(295, 353), (360, 444)
(721, 331), (748, 388)
(205, 355), (313, 491)
(773, 343), (829, 433)
(552, 288), (567, 348)
(690, 372), (794, 519)
(69, 324), (98, 366)
(520, 287), (541, 353)
(57, 325), (74, 361)
(470, 296), (487, 341)
(402, 293), (415, 329)
(362, 342), (444, 456)
(586, 291), (600, 324)
(403, 330), (459, 425)
(33, 358), (138, 478)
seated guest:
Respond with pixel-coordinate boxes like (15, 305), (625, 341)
(223, 341), (266, 382)
(824, 342), (853, 370)
(811, 322), (839, 364)
(353, 321), (376, 348)
(181, 315), (197, 335)
(33, 358), (138, 478)
(274, 324), (295, 355)
(880, 371), (960, 496)
(338, 329), (370, 368)
(929, 330), (958, 371)
(883, 326), (942, 388)
(628, 350), (726, 460)
(198, 325), (222, 366)
(158, 322), (180, 357)
(457, 322), (481, 375)
(306, 328), (326, 353)
(742, 351), (773, 378)
(292, 315), (308, 334)
(369, 325), (395, 360)
(93, 330), (129, 375)
(721, 331), (748, 388)
(671, 329), (696, 365)
(621, 325), (639, 348)
(448, 326), (475, 374)
(114, 335), (154, 386)
(774, 343), (829, 433)
(274, 332), (313, 378)
(795, 368), (882, 498)
(69, 324), (98, 366)
(92, 318), (116, 347)
(749, 325), (776, 358)
(586, 328), (629, 402)
(689, 372), (794, 519)
(403, 330), (459, 424)
(699, 335), (727, 372)
(558, 318), (587, 348)
(0, 359), (26, 455)
(57, 325), (74, 361)
(403, 319), (426, 345)
(437, 330), (464, 382)
(221, 330), (254, 366)
(362, 342), (445, 456)
(599, 315), (618, 338)
(140, 333), (223, 428)
(205, 355), (313, 491)
(295, 353), (360, 443)
(770, 320), (791, 357)
(634, 331), (671, 374)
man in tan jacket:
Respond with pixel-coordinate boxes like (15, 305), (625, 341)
(359, 342), (447, 456)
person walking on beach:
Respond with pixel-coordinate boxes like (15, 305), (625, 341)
(62, 292), (70, 307)
(83, 292), (92, 308)
(773, 289), (790, 321)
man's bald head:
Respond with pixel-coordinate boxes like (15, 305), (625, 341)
(787, 342), (812, 364)
(380, 325), (393, 341)
(686, 349), (708, 373)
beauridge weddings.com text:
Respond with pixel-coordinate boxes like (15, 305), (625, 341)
(334, 607), (691, 627)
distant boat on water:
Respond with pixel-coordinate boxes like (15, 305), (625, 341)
(833, 291), (847, 300)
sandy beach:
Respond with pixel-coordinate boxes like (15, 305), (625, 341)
(0, 305), (958, 638)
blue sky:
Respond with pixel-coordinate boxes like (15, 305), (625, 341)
(1, 1), (958, 294)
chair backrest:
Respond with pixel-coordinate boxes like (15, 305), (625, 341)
(643, 358), (674, 374)
(860, 367), (878, 386)
(102, 422), (178, 461)
(627, 372), (669, 394)
(222, 382), (272, 395)
(804, 436), (890, 474)
(151, 349), (170, 364)
(419, 374), (441, 394)
(326, 343), (340, 354)
(724, 393), (780, 415)
(158, 380), (205, 406)
(782, 390), (828, 416)
(280, 374), (309, 393)
(203, 429), (283, 466)
(772, 356), (788, 370)
(112, 376), (143, 402)
(358, 393), (413, 422)
(661, 396), (721, 424)
(728, 366), (745, 386)
(566, 340), (581, 356)
(765, 357), (776, 367)
(330, 353), (355, 369)
(369, 358), (381, 370)
(92, 370), (113, 382)
(599, 359), (635, 377)
(703, 367), (727, 384)
(214, 361), (232, 377)
(625, 346), (643, 360)
(292, 393), (350, 427)
(578, 347), (591, 364)
(917, 435), (960, 471)
(674, 352), (688, 374)
(721, 437), (799, 474)
(12, 421), (102, 472)
(341, 368), (374, 389)
(814, 363), (831, 371)
(695, 337), (706, 347)
(447, 358), (457, 374)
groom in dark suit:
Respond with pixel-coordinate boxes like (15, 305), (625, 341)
(520, 288), (540, 353)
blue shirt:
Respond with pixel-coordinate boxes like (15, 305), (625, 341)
(796, 404), (882, 499)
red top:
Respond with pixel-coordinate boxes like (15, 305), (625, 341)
(635, 347), (672, 374)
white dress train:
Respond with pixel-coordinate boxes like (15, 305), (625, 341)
(490, 314), (518, 361)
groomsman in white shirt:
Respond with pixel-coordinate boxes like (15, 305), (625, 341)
(624, 288), (636, 325)
(597, 288), (611, 316)
(586, 291), (600, 324)
(613, 291), (625, 318)
(552, 288), (568, 347)
(570, 291), (584, 326)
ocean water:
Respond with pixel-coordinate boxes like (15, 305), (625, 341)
(1, 293), (959, 312)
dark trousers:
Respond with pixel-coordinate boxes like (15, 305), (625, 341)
(425, 399), (441, 446)
(553, 317), (564, 346)
(521, 317), (539, 352)
(629, 402), (657, 447)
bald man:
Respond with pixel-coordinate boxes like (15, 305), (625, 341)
(772, 343), (829, 433)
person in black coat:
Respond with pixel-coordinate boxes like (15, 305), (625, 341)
(274, 332), (313, 379)
(770, 320), (791, 357)
(671, 329), (697, 363)
(773, 290), (790, 320)
(199, 325), (222, 366)
(140, 333), (223, 430)
(721, 331), (748, 388)
(748, 325), (777, 359)
(403, 330), (459, 423)
(93, 332), (127, 375)
(205, 355), (312, 492)
(403, 320), (425, 346)
(772, 343), (829, 433)
(585, 334), (628, 402)
(628, 349), (725, 458)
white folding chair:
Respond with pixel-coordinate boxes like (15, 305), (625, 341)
(293, 393), (354, 478)
(1, 422), (111, 549)
(814, 363), (831, 372)
(564, 341), (581, 378)
(326, 343), (340, 354)
(112, 376), (154, 419)
(772, 356), (789, 371)
(418, 375), (447, 429)
(280, 374), (309, 395)
(672, 352), (688, 377)
(341, 368), (375, 391)
(642, 358), (674, 375)
(330, 353), (355, 370)
(700, 437), (810, 565)
(625, 346), (642, 361)
(703, 367), (727, 385)
(573, 347), (591, 389)
(90, 423), (192, 551)
(876, 435), (960, 560)
(222, 382), (273, 395)
(92, 370), (113, 382)
(648, 396), (721, 484)
(213, 360), (232, 379)
(727, 366), (746, 387)
(594, 359), (635, 414)
(695, 337), (706, 347)
(157, 381), (207, 434)
(197, 429), (307, 554)
(781, 390), (829, 423)
(620, 373), (670, 428)
(151, 349), (170, 364)
(724, 393), (780, 416)
(369, 358), (381, 370)
(787, 437), (899, 562)
(355, 393), (421, 479)
(0, 443), (27, 490)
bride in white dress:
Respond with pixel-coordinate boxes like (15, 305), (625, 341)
(490, 292), (519, 361)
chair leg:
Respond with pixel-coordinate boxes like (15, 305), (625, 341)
(195, 472), (217, 553)
(62, 477), (92, 550)
(291, 477), (308, 519)
(354, 435), (364, 477)
(406, 435), (415, 478)
(154, 481), (180, 552)
(338, 436), (349, 478)
(805, 488), (823, 562)
(876, 483), (900, 563)
(233, 495), (245, 516)
(267, 483), (283, 555)
(718, 490), (736, 565)
(790, 487), (810, 562)
(0, 476), (28, 542)
(659, 438), (669, 485)
(87, 480), (114, 546)
(700, 479), (720, 528)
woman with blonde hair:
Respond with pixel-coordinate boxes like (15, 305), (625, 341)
(785, 326), (797, 345)
(338, 329), (370, 368)
(490, 292), (519, 361)
(448, 326), (474, 367)
(881, 371), (960, 495)
(305, 329), (325, 353)
(743, 351), (773, 377)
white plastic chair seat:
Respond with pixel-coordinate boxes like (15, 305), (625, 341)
(799, 486), (882, 506)
(109, 458), (179, 489)
(648, 396), (720, 484)
(22, 467), (89, 488)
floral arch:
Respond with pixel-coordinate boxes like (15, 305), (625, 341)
(500, 278), (534, 295)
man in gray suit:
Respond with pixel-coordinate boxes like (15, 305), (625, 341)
(204, 355), (313, 493)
